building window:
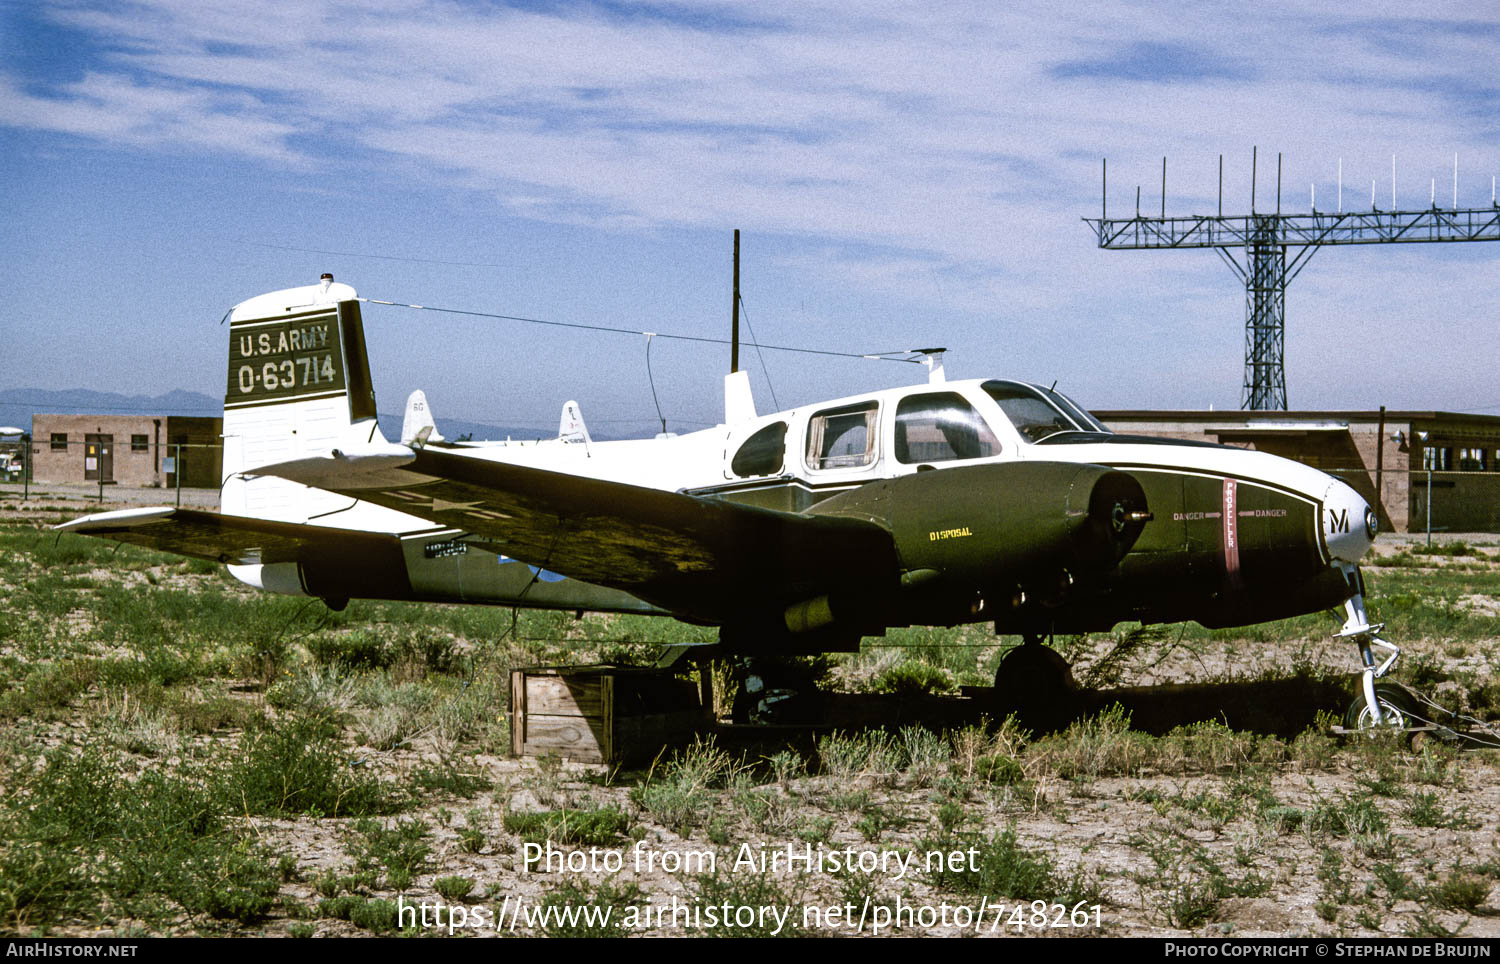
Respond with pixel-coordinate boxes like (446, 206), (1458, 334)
(1422, 446), (1452, 471)
(50, 433), (67, 452)
(1458, 447), (1487, 472)
(131, 434), (149, 453)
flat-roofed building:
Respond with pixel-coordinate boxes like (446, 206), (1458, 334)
(29, 414), (223, 488)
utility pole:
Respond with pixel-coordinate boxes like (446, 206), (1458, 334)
(731, 229), (741, 374)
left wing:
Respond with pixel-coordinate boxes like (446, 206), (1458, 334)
(256, 446), (900, 624)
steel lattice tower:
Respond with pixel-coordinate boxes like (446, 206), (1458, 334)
(1244, 216), (1286, 410)
(1084, 156), (1500, 410)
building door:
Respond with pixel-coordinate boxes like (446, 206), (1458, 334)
(84, 434), (114, 483)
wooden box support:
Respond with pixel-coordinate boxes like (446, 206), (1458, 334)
(510, 665), (704, 765)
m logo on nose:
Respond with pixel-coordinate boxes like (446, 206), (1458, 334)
(1328, 509), (1349, 534)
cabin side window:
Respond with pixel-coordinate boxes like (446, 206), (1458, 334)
(894, 392), (1000, 464)
(731, 421), (787, 477)
(806, 402), (879, 470)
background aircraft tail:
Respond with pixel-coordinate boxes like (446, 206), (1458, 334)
(221, 281), (386, 523)
(401, 389), (445, 446)
(558, 400), (591, 445)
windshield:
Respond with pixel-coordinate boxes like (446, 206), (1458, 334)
(1041, 387), (1109, 433)
(982, 380), (1092, 443)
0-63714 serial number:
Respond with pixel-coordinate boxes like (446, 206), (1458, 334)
(235, 355), (337, 394)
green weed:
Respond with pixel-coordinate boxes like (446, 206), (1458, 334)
(502, 807), (631, 846)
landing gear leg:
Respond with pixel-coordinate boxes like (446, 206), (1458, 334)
(1335, 565), (1402, 731)
(730, 656), (826, 725)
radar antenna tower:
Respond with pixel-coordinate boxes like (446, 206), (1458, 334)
(1084, 151), (1500, 410)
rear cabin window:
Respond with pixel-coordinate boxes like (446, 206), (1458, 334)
(806, 402), (878, 470)
(731, 421), (787, 477)
(895, 392), (1000, 464)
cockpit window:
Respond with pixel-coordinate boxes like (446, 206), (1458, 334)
(982, 380), (1089, 443)
(731, 421), (786, 477)
(806, 401), (878, 470)
(895, 392), (1000, 464)
(1041, 388), (1109, 433)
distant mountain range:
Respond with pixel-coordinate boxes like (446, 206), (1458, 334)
(0, 388), (582, 442)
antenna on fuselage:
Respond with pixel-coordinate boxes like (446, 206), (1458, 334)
(911, 347), (947, 383)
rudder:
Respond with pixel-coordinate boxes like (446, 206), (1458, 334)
(221, 281), (384, 523)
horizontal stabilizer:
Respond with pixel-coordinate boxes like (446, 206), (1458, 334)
(55, 506), (396, 566)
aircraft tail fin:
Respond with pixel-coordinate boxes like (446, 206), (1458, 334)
(401, 389), (445, 447)
(221, 280), (387, 522)
(558, 400), (592, 445)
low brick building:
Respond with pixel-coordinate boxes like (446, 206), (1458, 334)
(29, 414), (223, 488)
(1094, 409), (1500, 534)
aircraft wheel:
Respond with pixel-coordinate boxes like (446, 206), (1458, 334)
(992, 644), (1078, 734)
(1344, 684), (1418, 735)
(731, 657), (824, 725)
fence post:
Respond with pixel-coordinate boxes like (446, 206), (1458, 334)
(1426, 468), (1433, 547)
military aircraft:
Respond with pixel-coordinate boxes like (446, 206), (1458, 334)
(59, 279), (1401, 728)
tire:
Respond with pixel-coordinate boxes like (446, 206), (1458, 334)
(993, 644), (1078, 733)
(1344, 683), (1418, 733)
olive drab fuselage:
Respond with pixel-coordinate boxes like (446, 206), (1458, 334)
(687, 378), (1370, 642)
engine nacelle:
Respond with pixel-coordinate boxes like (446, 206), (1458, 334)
(809, 461), (1149, 608)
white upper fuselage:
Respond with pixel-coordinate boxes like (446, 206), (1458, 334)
(402, 376), (1374, 566)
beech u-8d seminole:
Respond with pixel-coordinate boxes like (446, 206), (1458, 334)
(61, 279), (1402, 729)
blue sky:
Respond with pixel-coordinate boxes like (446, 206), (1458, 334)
(3, 1), (1499, 435)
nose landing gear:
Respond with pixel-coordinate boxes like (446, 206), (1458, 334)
(1335, 567), (1403, 734)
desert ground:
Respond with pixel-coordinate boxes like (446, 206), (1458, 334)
(1, 484), (1496, 938)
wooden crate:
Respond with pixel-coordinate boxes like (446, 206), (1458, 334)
(510, 665), (704, 765)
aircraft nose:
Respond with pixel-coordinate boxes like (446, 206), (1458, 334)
(1322, 477), (1377, 563)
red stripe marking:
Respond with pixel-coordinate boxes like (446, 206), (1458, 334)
(1222, 478), (1241, 582)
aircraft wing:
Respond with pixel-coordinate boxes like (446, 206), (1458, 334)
(255, 446), (900, 623)
(54, 506), (399, 567)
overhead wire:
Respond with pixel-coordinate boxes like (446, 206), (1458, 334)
(360, 297), (925, 366)
(644, 333), (666, 436)
(735, 294), (781, 411)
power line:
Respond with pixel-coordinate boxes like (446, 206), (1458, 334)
(0, 397), (220, 415)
